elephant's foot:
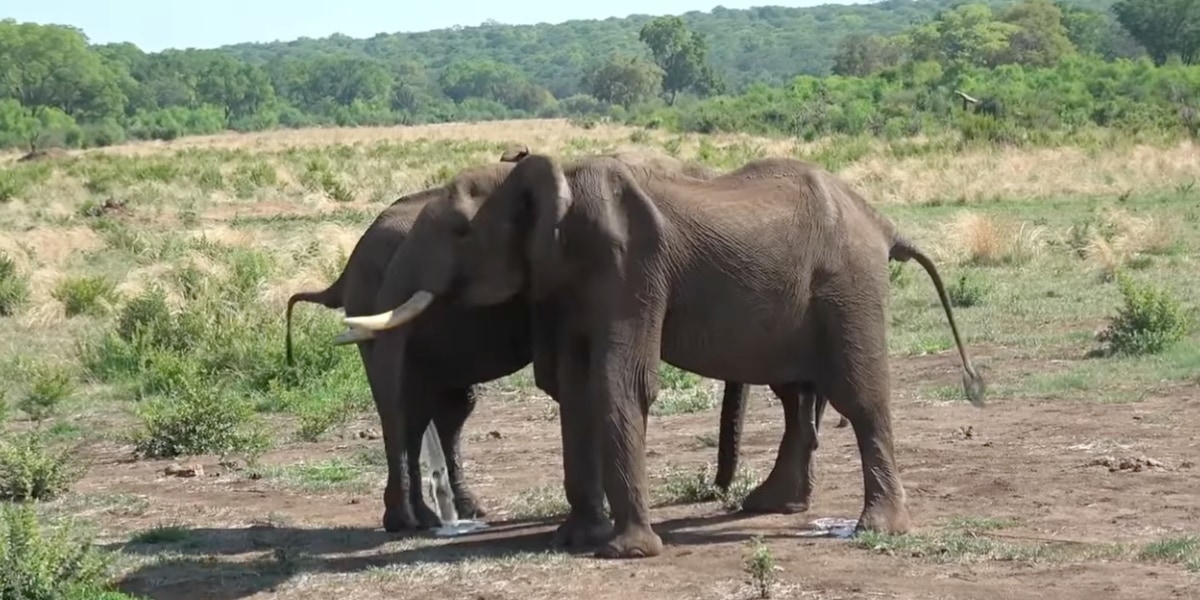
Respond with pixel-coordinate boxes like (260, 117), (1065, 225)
(594, 524), (663, 559)
(382, 500), (442, 533)
(834, 415), (850, 428)
(740, 474), (813, 515)
(552, 513), (613, 549)
(454, 491), (487, 519)
(855, 495), (911, 535)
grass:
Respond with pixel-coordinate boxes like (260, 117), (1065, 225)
(2, 119), (1200, 596)
(855, 516), (1200, 572)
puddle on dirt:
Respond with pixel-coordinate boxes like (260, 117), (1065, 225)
(432, 519), (491, 537)
(794, 517), (859, 539)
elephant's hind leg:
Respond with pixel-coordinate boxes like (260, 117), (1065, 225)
(432, 385), (486, 519)
(818, 304), (910, 535)
(741, 382), (819, 514)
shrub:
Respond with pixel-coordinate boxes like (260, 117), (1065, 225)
(0, 432), (82, 501)
(947, 272), (989, 308)
(18, 363), (76, 423)
(1097, 273), (1192, 357)
(0, 253), (31, 316)
(0, 503), (120, 599)
(130, 383), (268, 459)
(53, 275), (118, 317)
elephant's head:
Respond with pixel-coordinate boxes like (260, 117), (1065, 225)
(340, 153), (574, 335)
(330, 149), (541, 344)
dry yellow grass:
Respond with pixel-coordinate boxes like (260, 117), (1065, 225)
(938, 211), (1048, 266)
(2, 119), (1197, 318)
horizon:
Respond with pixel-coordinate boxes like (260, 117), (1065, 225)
(2, 0), (870, 53)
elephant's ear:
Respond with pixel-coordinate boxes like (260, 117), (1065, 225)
(513, 154), (572, 299)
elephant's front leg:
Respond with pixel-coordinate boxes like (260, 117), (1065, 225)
(359, 340), (421, 532)
(592, 315), (666, 559)
(552, 334), (612, 550)
(742, 383), (819, 514)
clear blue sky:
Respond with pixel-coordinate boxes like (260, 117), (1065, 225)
(4, 0), (864, 52)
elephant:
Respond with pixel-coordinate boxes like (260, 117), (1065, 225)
(341, 152), (985, 559)
(286, 146), (777, 533)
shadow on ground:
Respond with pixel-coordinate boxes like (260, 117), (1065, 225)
(114, 511), (846, 600)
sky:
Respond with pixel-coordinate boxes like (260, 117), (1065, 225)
(3, 0), (865, 52)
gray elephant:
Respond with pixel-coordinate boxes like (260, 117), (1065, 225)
(341, 152), (985, 558)
(287, 147), (771, 532)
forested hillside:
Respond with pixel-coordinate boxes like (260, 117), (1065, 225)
(219, 0), (1122, 94)
(1, 0), (1198, 153)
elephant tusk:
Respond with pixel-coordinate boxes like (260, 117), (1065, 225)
(343, 290), (435, 331)
(332, 326), (376, 346)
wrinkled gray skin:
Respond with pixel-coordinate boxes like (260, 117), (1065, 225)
(345, 152), (985, 558)
(288, 148), (768, 532)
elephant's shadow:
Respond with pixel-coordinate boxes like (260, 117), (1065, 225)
(111, 511), (823, 600)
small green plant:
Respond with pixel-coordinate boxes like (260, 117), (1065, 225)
(744, 535), (778, 599)
(0, 253), (31, 316)
(947, 272), (989, 308)
(129, 524), (192, 545)
(294, 397), (353, 442)
(655, 464), (720, 505)
(0, 503), (119, 599)
(1097, 272), (1191, 357)
(888, 261), (911, 287)
(18, 363), (76, 423)
(0, 432), (82, 501)
(53, 275), (118, 317)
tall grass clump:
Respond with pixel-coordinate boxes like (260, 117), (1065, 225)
(1096, 272), (1192, 357)
(943, 211), (1045, 267)
(0, 253), (31, 316)
(53, 275), (119, 317)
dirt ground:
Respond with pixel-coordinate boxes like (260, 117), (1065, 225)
(65, 344), (1199, 600)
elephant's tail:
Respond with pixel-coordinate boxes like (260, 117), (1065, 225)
(713, 382), (748, 492)
(285, 274), (347, 368)
(889, 237), (986, 408)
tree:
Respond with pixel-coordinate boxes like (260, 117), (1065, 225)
(832, 33), (906, 76)
(998, 0), (1077, 67)
(1112, 0), (1200, 65)
(906, 4), (1020, 69)
(1057, 2), (1145, 60)
(638, 16), (724, 104)
(194, 53), (275, 121)
(583, 53), (663, 108)
(0, 20), (126, 121)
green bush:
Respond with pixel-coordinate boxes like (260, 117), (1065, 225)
(53, 275), (118, 317)
(130, 383), (268, 459)
(0, 432), (82, 501)
(0, 503), (120, 599)
(947, 272), (990, 308)
(1098, 273), (1192, 356)
(18, 364), (76, 423)
(0, 253), (31, 316)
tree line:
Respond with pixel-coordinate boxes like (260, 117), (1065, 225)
(1, 0), (1198, 152)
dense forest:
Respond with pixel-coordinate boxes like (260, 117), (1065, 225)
(1, 0), (1198, 152)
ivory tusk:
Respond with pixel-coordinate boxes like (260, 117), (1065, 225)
(332, 326), (376, 345)
(343, 290), (435, 331)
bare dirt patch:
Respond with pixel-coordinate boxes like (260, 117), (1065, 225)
(59, 350), (1200, 600)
